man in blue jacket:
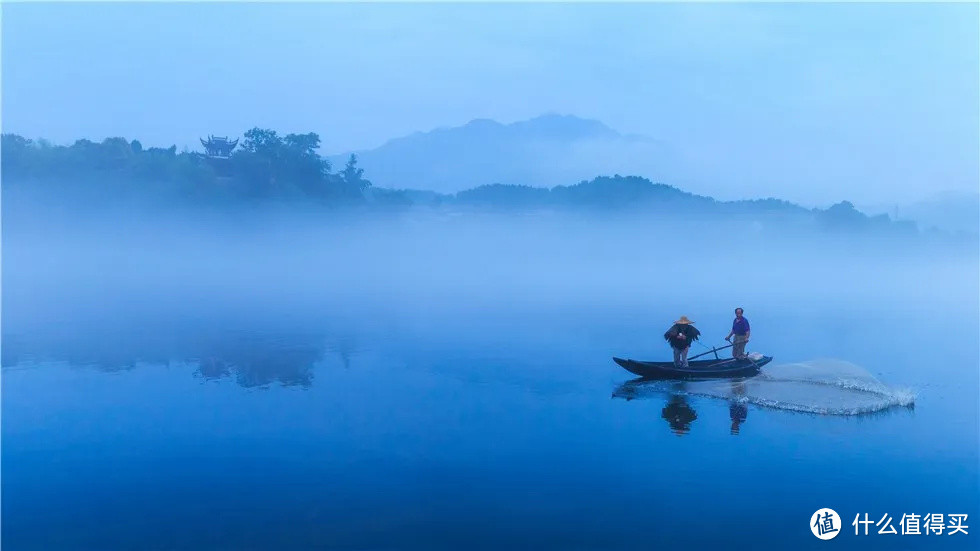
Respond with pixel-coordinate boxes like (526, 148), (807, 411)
(725, 308), (751, 359)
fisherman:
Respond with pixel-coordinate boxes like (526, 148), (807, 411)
(725, 307), (751, 359)
(664, 316), (700, 368)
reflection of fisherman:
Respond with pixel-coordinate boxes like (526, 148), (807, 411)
(729, 380), (748, 435)
(664, 316), (701, 368)
(724, 308), (751, 359)
(662, 394), (697, 435)
(729, 403), (748, 434)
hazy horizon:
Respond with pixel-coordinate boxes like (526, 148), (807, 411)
(3, 2), (978, 205)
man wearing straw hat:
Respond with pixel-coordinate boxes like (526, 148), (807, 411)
(664, 316), (701, 368)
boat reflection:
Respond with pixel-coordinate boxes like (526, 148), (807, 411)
(613, 378), (750, 436)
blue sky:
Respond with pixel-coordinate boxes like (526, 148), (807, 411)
(2, 2), (977, 204)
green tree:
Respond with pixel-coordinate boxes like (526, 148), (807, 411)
(340, 154), (370, 191)
(283, 132), (321, 158)
(240, 128), (282, 155)
(0, 134), (35, 178)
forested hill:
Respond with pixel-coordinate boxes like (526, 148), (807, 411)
(0, 130), (944, 237)
(2, 129), (371, 203)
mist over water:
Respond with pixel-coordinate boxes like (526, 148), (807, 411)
(5, 190), (975, 316)
(4, 199), (975, 385)
(3, 193), (978, 550)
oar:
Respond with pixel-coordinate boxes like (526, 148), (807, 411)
(687, 343), (734, 361)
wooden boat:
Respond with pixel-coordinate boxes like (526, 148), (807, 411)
(613, 345), (771, 380)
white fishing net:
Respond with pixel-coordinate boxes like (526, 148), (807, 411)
(614, 359), (916, 416)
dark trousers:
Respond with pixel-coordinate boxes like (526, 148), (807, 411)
(673, 347), (689, 367)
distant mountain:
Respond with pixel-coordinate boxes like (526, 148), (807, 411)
(326, 114), (673, 194)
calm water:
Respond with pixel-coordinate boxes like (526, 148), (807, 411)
(3, 209), (978, 549)
(3, 296), (978, 550)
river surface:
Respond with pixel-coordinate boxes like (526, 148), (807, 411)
(2, 213), (978, 549)
(3, 296), (977, 550)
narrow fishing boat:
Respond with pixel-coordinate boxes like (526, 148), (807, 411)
(613, 345), (771, 380)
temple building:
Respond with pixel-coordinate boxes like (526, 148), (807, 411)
(200, 135), (238, 158)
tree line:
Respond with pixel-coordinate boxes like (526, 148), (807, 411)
(1, 128), (389, 204)
(0, 129), (932, 236)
